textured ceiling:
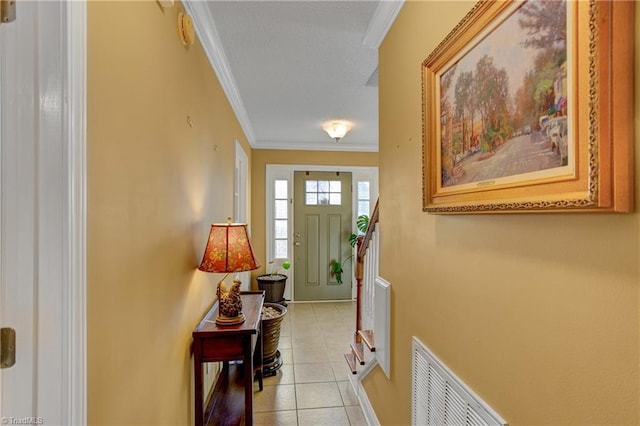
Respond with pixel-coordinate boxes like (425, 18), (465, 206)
(186, 1), (404, 152)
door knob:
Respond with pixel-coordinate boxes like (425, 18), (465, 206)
(294, 242), (302, 247)
(294, 232), (301, 238)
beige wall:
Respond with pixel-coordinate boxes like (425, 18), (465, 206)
(250, 149), (378, 280)
(366, 1), (639, 425)
(87, 2), (251, 423)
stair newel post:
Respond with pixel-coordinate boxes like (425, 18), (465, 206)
(355, 236), (364, 344)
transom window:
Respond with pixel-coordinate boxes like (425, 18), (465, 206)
(305, 180), (341, 205)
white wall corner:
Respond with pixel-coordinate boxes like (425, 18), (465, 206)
(362, 0), (406, 49)
(349, 359), (381, 426)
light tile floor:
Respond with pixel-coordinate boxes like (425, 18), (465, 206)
(253, 301), (367, 426)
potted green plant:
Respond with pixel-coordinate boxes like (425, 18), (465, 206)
(330, 214), (369, 284)
(257, 260), (290, 305)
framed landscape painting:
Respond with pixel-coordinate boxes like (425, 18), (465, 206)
(422, 0), (633, 214)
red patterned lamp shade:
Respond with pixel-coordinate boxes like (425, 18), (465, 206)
(198, 223), (260, 273)
(199, 222), (260, 326)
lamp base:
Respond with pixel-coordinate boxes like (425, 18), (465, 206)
(215, 313), (245, 326)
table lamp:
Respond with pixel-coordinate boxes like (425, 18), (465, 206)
(198, 220), (260, 325)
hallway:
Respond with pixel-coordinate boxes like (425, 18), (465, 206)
(253, 301), (367, 425)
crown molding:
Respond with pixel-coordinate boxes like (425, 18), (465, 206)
(362, 0), (405, 49)
(253, 140), (378, 153)
(183, 0), (256, 146)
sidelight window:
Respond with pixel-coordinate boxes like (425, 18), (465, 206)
(357, 180), (371, 217)
(274, 180), (288, 258)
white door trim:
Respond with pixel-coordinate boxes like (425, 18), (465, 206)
(0, 1), (86, 423)
(265, 165), (378, 301)
(66, 2), (87, 424)
(234, 141), (251, 291)
(234, 140), (249, 224)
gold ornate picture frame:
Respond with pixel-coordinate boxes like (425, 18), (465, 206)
(422, 0), (633, 214)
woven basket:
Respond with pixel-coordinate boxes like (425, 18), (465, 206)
(262, 302), (287, 362)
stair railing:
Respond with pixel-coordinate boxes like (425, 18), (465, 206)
(355, 199), (379, 343)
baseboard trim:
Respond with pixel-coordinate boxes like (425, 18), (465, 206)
(348, 359), (380, 426)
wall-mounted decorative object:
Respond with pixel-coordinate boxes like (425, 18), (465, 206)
(422, 0), (633, 214)
(157, 0), (174, 8)
(178, 11), (196, 46)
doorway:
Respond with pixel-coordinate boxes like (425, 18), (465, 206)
(293, 171), (353, 301)
(265, 165), (377, 302)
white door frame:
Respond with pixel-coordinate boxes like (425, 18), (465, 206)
(0, 1), (86, 423)
(234, 141), (251, 291)
(67, 3), (88, 422)
(234, 140), (249, 225)
(265, 165), (378, 302)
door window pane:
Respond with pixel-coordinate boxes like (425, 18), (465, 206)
(275, 200), (288, 219)
(305, 179), (343, 206)
(357, 181), (369, 199)
(275, 220), (287, 238)
(275, 180), (288, 198)
(275, 240), (288, 258)
(357, 180), (371, 217)
(358, 201), (369, 217)
(306, 193), (318, 205)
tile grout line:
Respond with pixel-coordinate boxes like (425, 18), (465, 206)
(254, 301), (366, 425)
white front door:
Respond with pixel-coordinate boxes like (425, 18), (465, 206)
(0, 2), (86, 423)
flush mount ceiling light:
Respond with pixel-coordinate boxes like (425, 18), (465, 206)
(322, 121), (352, 142)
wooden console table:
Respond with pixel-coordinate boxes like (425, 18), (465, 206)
(192, 291), (264, 426)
